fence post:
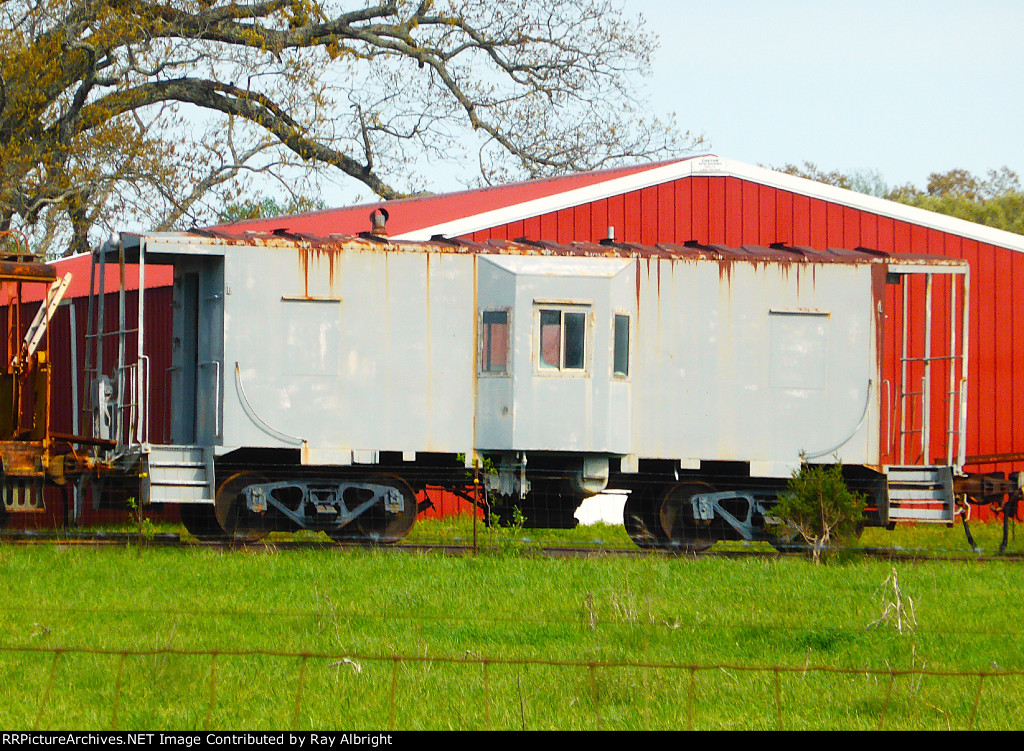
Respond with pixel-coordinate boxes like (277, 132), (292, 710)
(292, 655), (309, 730)
(34, 650), (62, 730)
(687, 667), (696, 731)
(389, 656), (399, 731)
(588, 662), (602, 730)
(110, 652), (127, 730)
(969, 674), (986, 730)
(205, 653), (219, 730)
(877, 672), (895, 730)
(773, 667), (783, 730)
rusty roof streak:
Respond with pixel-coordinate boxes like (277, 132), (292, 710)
(184, 229), (968, 269)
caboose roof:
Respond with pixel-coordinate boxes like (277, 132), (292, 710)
(130, 230), (967, 272)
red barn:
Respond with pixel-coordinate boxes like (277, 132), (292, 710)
(31, 155), (1024, 525)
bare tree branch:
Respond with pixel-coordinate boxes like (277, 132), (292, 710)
(0, 0), (700, 256)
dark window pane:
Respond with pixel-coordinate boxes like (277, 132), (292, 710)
(539, 310), (561, 368)
(614, 314), (629, 376)
(564, 312), (586, 369)
(482, 310), (508, 373)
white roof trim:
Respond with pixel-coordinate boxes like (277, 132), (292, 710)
(395, 155), (1024, 253)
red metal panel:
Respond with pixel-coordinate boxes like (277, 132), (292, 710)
(825, 202), (844, 247)
(607, 193), (626, 242)
(625, 188), (644, 244)
(690, 177), (710, 242)
(894, 220), (912, 253)
(1013, 251), (1024, 470)
(962, 238), (980, 462)
(590, 199), (609, 241)
(724, 177), (743, 246)
(674, 179), (692, 241)
(910, 223), (928, 253)
(573, 204), (591, 243)
(554, 207), (573, 243)
(775, 190), (794, 245)
(876, 216), (895, 252)
(742, 181), (760, 243)
(522, 215), (542, 239)
(757, 184), (775, 245)
(843, 206), (861, 248)
(975, 244), (997, 462)
(994, 245), (1014, 466)
(637, 186), (656, 245)
(860, 211), (878, 250)
(539, 210), (558, 240)
(657, 183), (676, 243)
(708, 177), (727, 243)
(808, 199), (827, 248)
(792, 194), (811, 246)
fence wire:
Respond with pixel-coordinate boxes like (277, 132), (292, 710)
(2, 644), (1021, 731)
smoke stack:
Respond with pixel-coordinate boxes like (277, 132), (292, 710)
(369, 208), (390, 237)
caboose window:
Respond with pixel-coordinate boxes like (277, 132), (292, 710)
(613, 314), (630, 376)
(538, 307), (588, 372)
(481, 310), (509, 373)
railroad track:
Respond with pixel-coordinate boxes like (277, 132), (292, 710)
(0, 529), (1019, 562)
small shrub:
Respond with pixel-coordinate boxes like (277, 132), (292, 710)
(771, 462), (865, 563)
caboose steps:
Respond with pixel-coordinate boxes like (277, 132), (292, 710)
(883, 465), (956, 524)
(142, 445), (215, 505)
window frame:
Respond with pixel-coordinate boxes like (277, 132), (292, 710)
(612, 312), (631, 379)
(479, 308), (511, 376)
(534, 303), (591, 376)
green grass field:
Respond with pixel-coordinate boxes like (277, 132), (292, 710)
(0, 518), (1021, 730)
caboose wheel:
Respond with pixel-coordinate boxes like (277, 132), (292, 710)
(353, 475), (417, 544)
(179, 503), (226, 541)
(658, 482), (716, 552)
(623, 486), (668, 549)
(214, 472), (269, 541)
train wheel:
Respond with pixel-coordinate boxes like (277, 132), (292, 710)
(354, 475), (417, 544)
(658, 482), (716, 553)
(623, 486), (668, 549)
(214, 472), (269, 541)
(179, 503), (226, 541)
(326, 524), (362, 543)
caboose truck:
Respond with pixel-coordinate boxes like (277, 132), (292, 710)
(71, 210), (1021, 550)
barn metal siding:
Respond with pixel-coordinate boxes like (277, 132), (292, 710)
(464, 175), (1020, 513)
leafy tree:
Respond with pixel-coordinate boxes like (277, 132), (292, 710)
(0, 1), (699, 257)
(770, 463), (866, 564)
(218, 194), (329, 224)
(777, 162), (1024, 236)
(775, 161), (891, 198)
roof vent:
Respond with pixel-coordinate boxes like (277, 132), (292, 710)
(599, 226), (616, 246)
(369, 208), (389, 237)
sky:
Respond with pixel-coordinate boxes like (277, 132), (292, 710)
(628, 0), (1024, 190)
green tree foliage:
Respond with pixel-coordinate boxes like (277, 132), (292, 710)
(777, 162), (1024, 236)
(771, 463), (866, 564)
(1, 0), (700, 257)
(889, 167), (1024, 236)
(218, 194), (329, 224)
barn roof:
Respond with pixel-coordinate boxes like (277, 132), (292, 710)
(209, 155), (1024, 253)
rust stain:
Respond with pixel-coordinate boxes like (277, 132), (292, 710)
(634, 260), (642, 313)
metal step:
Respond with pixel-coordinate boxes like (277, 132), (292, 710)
(144, 445), (215, 505)
(884, 465), (955, 523)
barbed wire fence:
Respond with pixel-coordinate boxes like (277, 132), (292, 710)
(4, 643), (1021, 731)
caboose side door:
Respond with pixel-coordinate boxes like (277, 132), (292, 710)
(170, 256), (224, 446)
